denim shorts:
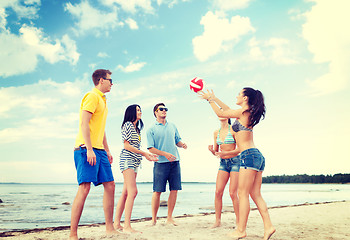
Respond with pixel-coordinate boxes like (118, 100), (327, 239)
(153, 161), (182, 192)
(120, 161), (139, 173)
(74, 147), (114, 186)
(240, 148), (265, 172)
(219, 156), (240, 172)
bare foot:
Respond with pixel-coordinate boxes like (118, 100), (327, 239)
(149, 220), (157, 226)
(263, 227), (276, 240)
(166, 218), (178, 226)
(210, 221), (221, 228)
(69, 235), (78, 240)
(227, 230), (246, 239)
(106, 229), (119, 236)
(123, 226), (142, 234)
(113, 223), (123, 231)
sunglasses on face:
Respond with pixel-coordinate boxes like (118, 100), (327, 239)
(103, 77), (113, 84)
(157, 107), (168, 112)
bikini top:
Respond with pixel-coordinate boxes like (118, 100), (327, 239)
(216, 127), (236, 145)
(232, 119), (253, 132)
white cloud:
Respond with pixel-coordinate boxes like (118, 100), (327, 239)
(21, 27), (79, 64)
(65, 1), (121, 36)
(247, 37), (298, 64)
(0, 0), (40, 19)
(0, 30), (38, 77)
(266, 38), (298, 65)
(97, 52), (110, 58)
(89, 63), (97, 69)
(0, 8), (8, 32)
(0, 116), (77, 144)
(0, 25), (79, 77)
(125, 17), (139, 30)
(117, 60), (146, 72)
(302, 0), (350, 95)
(227, 80), (236, 89)
(0, 78), (88, 143)
(101, 0), (154, 14)
(116, 87), (146, 101)
(248, 37), (264, 60)
(61, 35), (80, 65)
(0, 78), (83, 116)
(288, 8), (304, 21)
(249, 46), (263, 59)
(192, 11), (255, 62)
(156, 0), (188, 8)
(212, 0), (252, 11)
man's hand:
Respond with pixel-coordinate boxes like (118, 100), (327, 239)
(106, 151), (113, 164)
(164, 152), (176, 162)
(87, 149), (96, 166)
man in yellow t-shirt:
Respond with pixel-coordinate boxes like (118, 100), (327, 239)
(70, 69), (117, 240)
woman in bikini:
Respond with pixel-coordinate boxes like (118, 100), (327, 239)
(200, 88), (275, 240)
(209, 113), (240, 228)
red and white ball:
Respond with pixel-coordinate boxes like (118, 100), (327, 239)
(190, 77), (204, 93)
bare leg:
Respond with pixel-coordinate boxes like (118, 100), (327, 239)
(114, 182), (127, 230)
(166, 190), (178, 225)
(122, 169), (139, 233)
(151, 192), (161, 225)
(102, 181), (117, 235)
(69, 182), (91, 239)
(228, 169), (256, 239)
(229, 171), (239, 227)
(211, 170), (229, 228)
(250, 172), (275, 240)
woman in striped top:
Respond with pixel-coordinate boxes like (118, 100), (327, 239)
(114, 104), (158, 233)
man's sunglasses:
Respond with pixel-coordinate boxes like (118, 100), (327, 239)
(157, 107), (168, 112)
(103, 78), (113, 84)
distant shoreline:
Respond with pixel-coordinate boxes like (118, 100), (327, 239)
(2, 173), (350, 185)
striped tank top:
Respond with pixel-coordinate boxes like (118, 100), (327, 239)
(119, 121), (142, 171)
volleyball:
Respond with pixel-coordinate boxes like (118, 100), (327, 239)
(190, 77), (204, 93)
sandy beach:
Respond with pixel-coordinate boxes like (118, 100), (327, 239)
(1, 201), (350, 240)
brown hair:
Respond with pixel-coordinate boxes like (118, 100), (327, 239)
(92, 69), (112, 86)
(242, 87), (266, 127)
(153, 103), (165, 117)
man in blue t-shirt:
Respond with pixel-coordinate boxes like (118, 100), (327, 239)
(147, 103), (187, 226)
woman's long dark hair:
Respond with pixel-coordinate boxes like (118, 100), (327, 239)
(243, 87), (266, 128)
(121, 104), (144, 133)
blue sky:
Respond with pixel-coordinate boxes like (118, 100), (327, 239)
(0, 0), (349, 183)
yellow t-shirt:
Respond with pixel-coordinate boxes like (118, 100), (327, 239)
(75, 88), (108, 149)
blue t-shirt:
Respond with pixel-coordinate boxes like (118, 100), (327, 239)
(146, 121), (182, 163)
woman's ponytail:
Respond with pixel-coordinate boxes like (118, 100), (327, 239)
(243, 88), (266, 127)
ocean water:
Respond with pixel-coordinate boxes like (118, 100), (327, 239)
(0, 182), (350, 232)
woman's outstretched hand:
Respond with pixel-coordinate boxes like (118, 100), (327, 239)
(144, 152), (159, 162)
(198, 89), (215, 101)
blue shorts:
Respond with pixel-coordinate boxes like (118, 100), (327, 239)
(74, 147), (114, 186)
(240, 148), (265, 172)
(219, 156), (240, 172)
(153, 161), (182, 192)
